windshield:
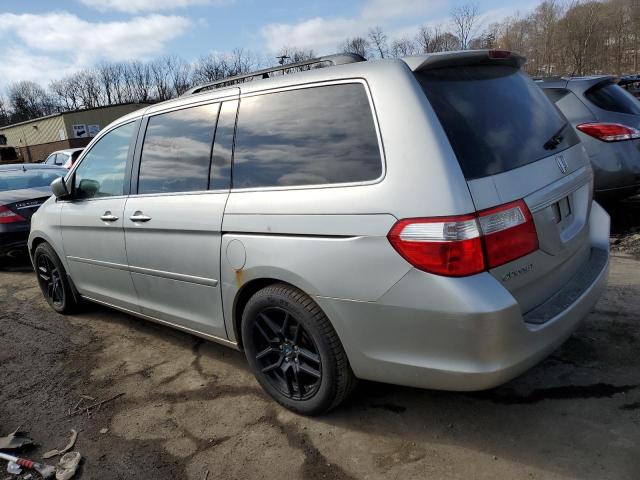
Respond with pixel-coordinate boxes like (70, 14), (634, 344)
(585, 81), (640, 115)
(0, 168), (67, 193)
(416, 65), (578, 180)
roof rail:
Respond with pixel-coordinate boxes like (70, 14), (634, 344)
(182, 53), (366, 96)
(532, 75), (564, 82)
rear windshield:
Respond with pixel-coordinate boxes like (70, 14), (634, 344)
(417, 65), (578, 180)
(0, 168), (66, 192)
(585, 81), (640, 115)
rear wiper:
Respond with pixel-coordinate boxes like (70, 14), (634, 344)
(544, 122), (568, 150)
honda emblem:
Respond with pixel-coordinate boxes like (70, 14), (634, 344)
(556, 154), (568, 174)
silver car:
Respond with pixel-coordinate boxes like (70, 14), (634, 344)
(29, 50), (610, 415)
(538, 76), (640, 199)
(43, 148), (84, 169)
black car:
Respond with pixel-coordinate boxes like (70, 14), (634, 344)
(0, 164), (67, 258)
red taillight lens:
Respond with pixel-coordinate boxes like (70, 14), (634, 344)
(387, 200), (538, 277)
(478, 200), (538, 268)
(576, 122), (640, 142)
(488, 49), (512, 59)
(0, 205), (25, 224)
(387, 215), (485, 277)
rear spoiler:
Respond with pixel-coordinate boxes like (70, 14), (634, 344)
(402, 50), (526, 72)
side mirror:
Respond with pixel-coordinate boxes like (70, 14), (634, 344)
(51, 176), (70, 199)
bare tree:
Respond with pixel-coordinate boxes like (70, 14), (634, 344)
(451, 3), (480, 49)
(368, 26), (388, 58)
(340, 37), (370, 59)
(390, 37), (418, 57)
(7, 81), (56, 122)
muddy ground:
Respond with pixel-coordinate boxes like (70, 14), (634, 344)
(1, 198), (639, 480)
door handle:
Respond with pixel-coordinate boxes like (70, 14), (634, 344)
(100, 212), (119, 222)
(129, 212), (152, 222)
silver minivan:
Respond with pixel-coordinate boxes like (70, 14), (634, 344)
(29, 50), (610, 415)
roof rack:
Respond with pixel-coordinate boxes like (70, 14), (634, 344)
(182, 53), (366, 96)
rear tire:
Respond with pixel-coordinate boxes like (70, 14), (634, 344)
(33, 243), (79, 314)
(242, 283), (356, 415)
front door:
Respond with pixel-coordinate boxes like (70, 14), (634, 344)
(123, 99), (238, 338)
(61, 121), (140, 311)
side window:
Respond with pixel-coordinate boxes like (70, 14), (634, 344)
(233, 83), (382, 188)
(138, 103), (219, 194)
(73, 122), (136, 200)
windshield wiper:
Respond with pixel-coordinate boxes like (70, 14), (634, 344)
(544, 122), (568, 150)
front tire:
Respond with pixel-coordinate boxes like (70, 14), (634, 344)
(242, 283), (356, 415)
(33, 243), (79, 314)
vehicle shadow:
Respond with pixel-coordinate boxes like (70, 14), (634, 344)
(0, 253), (33, 273)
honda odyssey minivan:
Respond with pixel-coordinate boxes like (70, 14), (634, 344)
(29, 50), (610, 415)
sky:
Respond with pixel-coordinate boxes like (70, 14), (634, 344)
(0, 0), (540, 91)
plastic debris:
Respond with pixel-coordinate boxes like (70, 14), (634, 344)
(0, 428), (33, 450)
(6, 461), (21, 475)
(55, 452), (81, 480)
(99, 428), (108, 434)
(43, 430), (78, 459)
(0, 452), (55, 479)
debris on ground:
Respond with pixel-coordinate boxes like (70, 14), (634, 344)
(0, 452), (55, 479)
(6, 460), (21, 475)
(0, 428), (33, 450)
(43, 430), (78, 459)
(68, 393), (124, 418)
(99, 428), (108, 435)
(55, 452), (81, 480)
(611, 232), (640, 258)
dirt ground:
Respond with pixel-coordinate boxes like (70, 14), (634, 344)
(1, 199), (639, 480)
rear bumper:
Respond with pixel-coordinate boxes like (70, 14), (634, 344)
(0, 223), (30, 257)
(315, 202), (610, 391)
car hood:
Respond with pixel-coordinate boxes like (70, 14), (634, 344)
(0, 186), (53, 205)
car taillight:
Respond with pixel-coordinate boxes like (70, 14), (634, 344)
(387, 215), (485, 277)
(0, 205), (25, 224)
(576, 122), (640, 142)
(488, 49), (511, 59)
(387, 200), (538, 277)
(478, 200), (538, 268)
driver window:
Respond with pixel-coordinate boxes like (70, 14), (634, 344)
(73, 122), (136, 200)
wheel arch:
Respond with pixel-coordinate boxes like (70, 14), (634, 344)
(232, 277), (294, 349)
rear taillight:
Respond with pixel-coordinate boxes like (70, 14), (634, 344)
(387, 200), (538, 277)
(488, 49), (512, 59)
(478, 200), (538, 268)
(0, 205), (25, 224)
(576, 122), (640, 142)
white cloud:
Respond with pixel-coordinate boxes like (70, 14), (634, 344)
(261, 0), (446, 55)
(361, 0), (447, 23)
(261, 0), (538, 55)
(262, 17), (361, 53)
(78, 0), (224, 13)
(0, 12), (191, 90)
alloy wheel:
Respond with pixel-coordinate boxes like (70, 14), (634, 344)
(36, 254), (64, 309)
(252, 307), (322, 400)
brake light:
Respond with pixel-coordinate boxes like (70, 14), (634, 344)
(0, 205), (25, 224)
(387, 215), (484, 276)
(576, 123), (640, 142)
(488, 49), (511, 59)
(387, 200), (538, 277)
(479, 200), (538, 268)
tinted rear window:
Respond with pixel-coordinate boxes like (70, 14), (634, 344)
(585, 81), (640, 115)
(138, 104), (218, 194)
(233, 83), (382, 188)
(417, 66), (577, 180)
